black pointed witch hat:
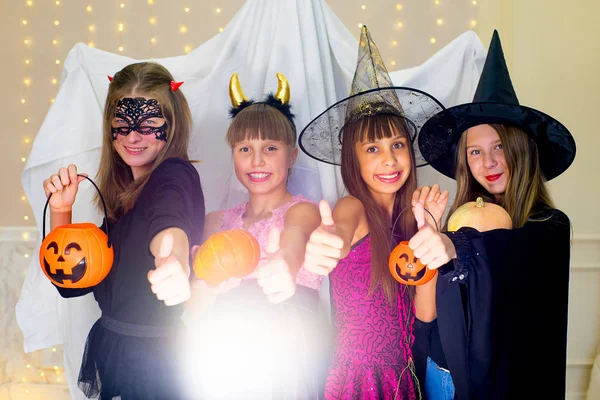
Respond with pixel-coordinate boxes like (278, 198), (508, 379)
(419, 30), (576, 180)
(298, 25), (445, 166)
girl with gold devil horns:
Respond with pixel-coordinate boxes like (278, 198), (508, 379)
(186, 73), (328, 399)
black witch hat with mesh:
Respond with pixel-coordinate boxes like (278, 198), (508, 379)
(418, 30), (576, 180)
(298, 25), (445, 166)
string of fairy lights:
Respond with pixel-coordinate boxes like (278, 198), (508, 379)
(356, 1), (478, 67)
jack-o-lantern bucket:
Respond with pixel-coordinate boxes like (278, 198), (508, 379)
(388, 206), (438, 286)
(389, 241), (437, 286)
(39, 175), (113, 289)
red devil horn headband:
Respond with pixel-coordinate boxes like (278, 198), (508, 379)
(107, 75), (183, 91)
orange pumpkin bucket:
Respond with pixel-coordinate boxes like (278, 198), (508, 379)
(39, 175), (113, 288)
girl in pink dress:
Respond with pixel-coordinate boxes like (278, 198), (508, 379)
(189, 73), (326, 399)
(298, 26), (448, 399)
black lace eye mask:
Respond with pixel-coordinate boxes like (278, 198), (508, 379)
(111, 97), (167, 141)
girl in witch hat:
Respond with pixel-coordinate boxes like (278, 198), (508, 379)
(42, 62), (204, 399)
(187, 72), (327, 399)
(299, 25), (449, 400)
(410, 30), (575, 400)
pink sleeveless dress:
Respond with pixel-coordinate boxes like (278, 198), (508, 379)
(325, 235), (417, 400)
(197, 195), (328, 399)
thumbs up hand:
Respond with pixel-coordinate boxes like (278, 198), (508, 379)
(257, 227), (296, 304)
(408, 202), (456, 270)
(303, 200), (345, 276)
(148, 232), (191, 306)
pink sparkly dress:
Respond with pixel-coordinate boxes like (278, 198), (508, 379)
(324, 235), (417, 400)
(197, 195), (327, 399)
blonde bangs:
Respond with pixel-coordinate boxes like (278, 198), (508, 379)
(226, 103), (296, 148)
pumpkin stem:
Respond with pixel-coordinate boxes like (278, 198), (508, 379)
(475, 197), (485, 208)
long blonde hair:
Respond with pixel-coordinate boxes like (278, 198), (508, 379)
(95, 62), (192, 221)
(341, 114), (418, 303)
(448, 124), (554, 228)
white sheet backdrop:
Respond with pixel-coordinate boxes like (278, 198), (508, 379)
(16, 0), (486, 397)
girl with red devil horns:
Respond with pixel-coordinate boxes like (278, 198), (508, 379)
(43, 61), (204, 399)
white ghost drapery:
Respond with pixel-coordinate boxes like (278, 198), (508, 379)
(16, 0), (486, 397)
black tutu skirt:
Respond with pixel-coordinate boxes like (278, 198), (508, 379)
(185, 280), (331, 400)
(78, 316), (187, 400)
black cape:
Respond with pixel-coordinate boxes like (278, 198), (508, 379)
(436, 209), (571, 400)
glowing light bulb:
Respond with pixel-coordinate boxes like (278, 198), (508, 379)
(24, 118), (29, 123)
(22, 20), (28, 25)
(118, 23), (124, 32)
(184, 7), (190, 12)
(150, 37), (157, 44)
(25, 59), (30, 65)
(24, 78), (31, 86)
(361, 5), (366, 10)
(437, 18), (443, 25)
(470, 20), (477, 27)
(120, 2), (125, 8)
(27, 0), (33, 6)
(87, 42), (94, 48)
(391, 60), (397, 66)
(21, 157), (27, 162)
(215, 8), (222, 13)
(86, 5), (92, 12)
(118, 46), (124, 52)
(55, 59), (60, 65)
(21, 99), (26, 104)
(52, 39), (58, 45)
(396, 4), (402, 10)
(89, 25), (95, 32)
(179, 25), (188, 34)
(392, 40), (398, 46)
(184, 45), (192, 53)
(430, 37), (437, 44)
(218, 27), (224, 32)
(54, 20), (60, 26)
(358, 23), (363, 28)
(51, 78), (57, 84)
(24, 253), (29, 258)
(21, 195), (27, 200)
(149, 17), (156, 25)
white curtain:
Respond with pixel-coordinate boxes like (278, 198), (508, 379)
(16, 0), (487, 397)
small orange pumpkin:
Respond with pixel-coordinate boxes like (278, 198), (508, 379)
(389, 241), (437, 286)
(193, 229), (261, 287)
(40, 223), (114, 288)
(447, 197), (512, 232)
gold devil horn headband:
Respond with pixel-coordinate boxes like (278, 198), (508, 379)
(229, 72), (248, 108)
(228, 72), (294, 124)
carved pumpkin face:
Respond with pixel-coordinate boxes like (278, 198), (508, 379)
(39, 223), (114, 288)
(193, 229), (261, 287)
(389, 241), (437, 286)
